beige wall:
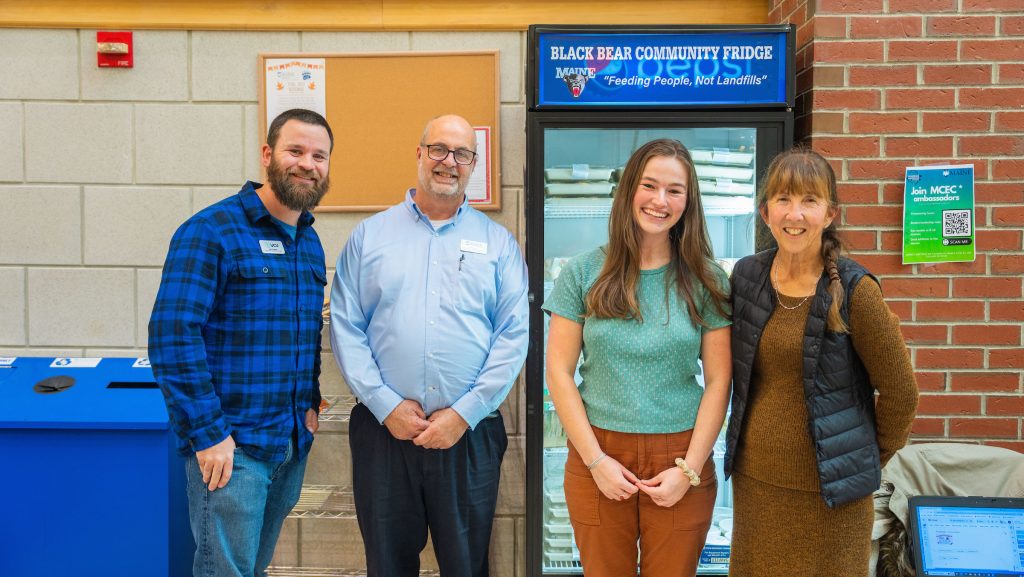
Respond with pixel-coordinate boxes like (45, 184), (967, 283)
(0, 28), (527, 575)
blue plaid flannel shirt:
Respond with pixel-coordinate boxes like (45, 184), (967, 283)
(149, 181), (326, 463)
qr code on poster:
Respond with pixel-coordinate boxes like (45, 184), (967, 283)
(942, 209), (972, 237)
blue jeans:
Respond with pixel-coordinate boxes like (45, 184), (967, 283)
(185, 438), (306, 577)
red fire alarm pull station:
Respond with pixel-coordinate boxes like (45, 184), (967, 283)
(97, 31), (133, 68)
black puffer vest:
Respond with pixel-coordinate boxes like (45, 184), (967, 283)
(725, 248), (881, 508)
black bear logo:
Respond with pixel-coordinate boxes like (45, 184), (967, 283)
(563, 73), (589, 98)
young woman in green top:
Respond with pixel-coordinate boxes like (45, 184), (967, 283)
(544, 138), (732, 576)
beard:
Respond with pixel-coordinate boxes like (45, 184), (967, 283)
(266, 157), (330, 212)
(419, 165), (467, 199)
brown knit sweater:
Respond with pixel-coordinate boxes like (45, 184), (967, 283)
(733, 277), (919, 491)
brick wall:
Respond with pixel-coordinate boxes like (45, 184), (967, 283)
(771, 0), (1024, 453)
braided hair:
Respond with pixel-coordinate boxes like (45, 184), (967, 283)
(760, 147), (848, 333)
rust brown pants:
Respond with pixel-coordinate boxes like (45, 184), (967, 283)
(564, 426), (717, 577)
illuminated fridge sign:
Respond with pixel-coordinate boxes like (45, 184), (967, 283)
(536, 30), (790, 107)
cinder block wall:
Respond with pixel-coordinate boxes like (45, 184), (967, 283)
(0, 28), (527, 575)
(771, 0), (1024, 453)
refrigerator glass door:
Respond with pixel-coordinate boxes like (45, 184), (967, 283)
(541, 126), (756, 575)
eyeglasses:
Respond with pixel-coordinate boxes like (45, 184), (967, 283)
(421, 143), (477, 165)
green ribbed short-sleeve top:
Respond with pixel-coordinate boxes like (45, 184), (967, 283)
(542, 247), (731, 433)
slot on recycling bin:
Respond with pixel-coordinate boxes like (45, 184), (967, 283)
(107, 381), (160, 389)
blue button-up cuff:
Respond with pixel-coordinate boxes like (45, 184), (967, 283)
(451, 389), (492, 430)
(363, 385), (406, 425)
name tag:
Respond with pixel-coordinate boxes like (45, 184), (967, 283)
(259, 240), (285, 254)
(460, 239), (487, 254)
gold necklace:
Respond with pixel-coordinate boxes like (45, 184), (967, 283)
(771, 263), (813, 310)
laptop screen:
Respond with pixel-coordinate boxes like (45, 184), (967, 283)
(909, 496), (1024, 577)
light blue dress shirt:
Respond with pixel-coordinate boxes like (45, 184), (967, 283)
(329, 190), (529, 429)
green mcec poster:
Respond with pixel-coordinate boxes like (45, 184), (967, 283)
(902, 164), (976, 264)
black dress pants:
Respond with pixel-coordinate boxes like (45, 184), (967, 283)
(349, 402), (507, 577)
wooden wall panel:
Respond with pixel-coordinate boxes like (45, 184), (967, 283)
(1, 0), (768, 30)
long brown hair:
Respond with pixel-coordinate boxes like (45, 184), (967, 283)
(586, 139), (729, 326)
(759, 147), (848, 333)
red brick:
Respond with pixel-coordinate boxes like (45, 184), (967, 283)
(850, 112), (918, 133)
(987, 396), (1024, 416)
(911, 417), (946, 437)
(960, 136), (1024, 157)
(848, 161), (911, 181)
(995, 112), (1024, 132)
(918, 259), (987, 275)
(1001, 16), (1024, 36)
(886, 298), (913, 320)
(992, 256), (1024, 274)
(836, 182), (879, 204)
(850, 16), (922, 38)
(990, 301), (1024, 321)
(976, 182), (1024, 203)
(984, 441), (1024, 454)
(813, 89), (882, 110)
(953, 277), (1022, 298)
(884, 278), (949, 298)
(842, 229), (877, 250)
(886, 88), (955, 110)
(844, 205), (903, 226)
(922, 64), (992, 86)
(917, 300), (985, 320)
(885, 136), (953, 157)
(849, 65), (918, 87)
(890, 0), (955, 11)
(963, 0), (1024, 11)
(805, 66), (846, 91)
(796, 21), (814, 49)
(953, 325), (1021, 345)
(819, 0), (883, 12)
(993, 207), (1024, 226)
(881, 231), (903, 251)
(917, 348), (984, 369)
(993, 159), (1024, 180)
(814, 40), (886, 63)
(950, 418), (1018, 438)
(922, 112), (990, 133)
(878, 183), (902, 204)
(998, 64), (1024, 84)
(815, 16), (848, 38)
(990, 348), (1024, 369)
(888, 40), (957, 62)
(916, 371), (947, 392)
(951, 372), (1021, 392)
(813, 136), (880, 157)
(976, 229), (1022, 252)
(801, 112), (843, 135)
(961, 88), (1024, 109)
(852, 252), (910, 275)
(901, 324), (949, 344)
(927, 15), (996, 36)
(962, 40), (1024, 62)
(918, 394), (981, 416)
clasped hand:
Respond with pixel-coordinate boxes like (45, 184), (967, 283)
(591, 458), (691, 508)
(383, 400), (469, 450)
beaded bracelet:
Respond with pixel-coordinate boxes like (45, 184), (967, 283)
(674, 457), (701, 487)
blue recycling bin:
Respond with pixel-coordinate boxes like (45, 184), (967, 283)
(0, 356), (194, 577)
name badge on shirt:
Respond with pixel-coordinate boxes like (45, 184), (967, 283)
(259, 240), (285, 255)
(460, 239), (487, 254)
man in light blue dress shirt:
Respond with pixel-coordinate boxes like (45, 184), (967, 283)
(329, 114), (529, 577)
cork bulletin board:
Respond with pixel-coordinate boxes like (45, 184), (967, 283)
(258, 51), (501, 212)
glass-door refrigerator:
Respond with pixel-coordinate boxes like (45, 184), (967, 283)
(525, 24), (794, 577)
